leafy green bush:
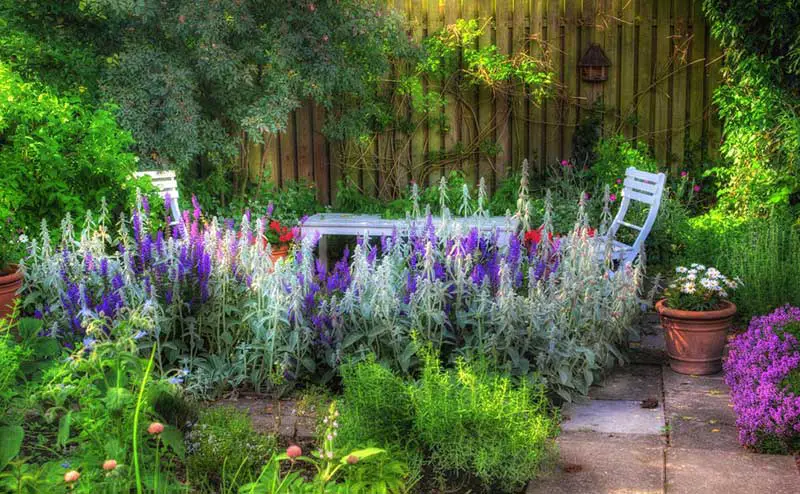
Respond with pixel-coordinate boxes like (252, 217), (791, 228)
(0, 62), (153, 248)
(338, 359), (414, 450)
(411, 356), (557, 492)
(337, 357), (557, 493)
(703, 1), (800, 214)
(591, 135), (658, 187)
(681, 209), (800, 319)
(187, 406), (277, 491)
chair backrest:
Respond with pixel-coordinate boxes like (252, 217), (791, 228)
(607, 167), (666, 264)
(133, 170), (181, 223)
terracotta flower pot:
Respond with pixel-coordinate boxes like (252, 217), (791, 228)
(0, 264), (23, 320)
(656, 298), (736, 375)
(269, 244), (290, 264)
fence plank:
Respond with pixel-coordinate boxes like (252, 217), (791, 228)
(670, 0), (690, 172)
(687, 0), (706, 163)
(653, 0), (672, 163)
(618, 0), (636, 135)
(511, 0), (527, 172)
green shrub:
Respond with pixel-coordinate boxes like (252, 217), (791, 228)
(186, 406), (277, 491)
(411, 356), (557, 492)
(0, 62), (153, 250)
(338, 359), (414, 449)
(681, 209), (800, 319)
(337, 357), (558, 492)
(591, 135), (658, 186)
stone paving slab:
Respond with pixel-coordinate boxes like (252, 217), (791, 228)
(562, 399), (665, 435)
(666, 448), (800, 494)
(662, 367), (740, 452)
(527, 432), (664, 494)
(213, 397), (318, 439)
(590, 364), (663, 401)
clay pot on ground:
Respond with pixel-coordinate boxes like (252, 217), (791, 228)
(0, 264), (23, 320)
(656, 299), (737, 375)
(269, 244), (290, 264)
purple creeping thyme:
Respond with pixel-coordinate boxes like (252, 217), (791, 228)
(724, 305), (800, 449)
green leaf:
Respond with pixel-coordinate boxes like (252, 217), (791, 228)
(105, 387), (133, 411)
(339, 447), (385, 464)
(160, 426), (185, 460)
(57, 411), (71, 448)
(0, 425), (23, 471)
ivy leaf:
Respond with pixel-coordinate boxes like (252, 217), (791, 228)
(0, 425), (24, 471)
(160, 426), (185, 460)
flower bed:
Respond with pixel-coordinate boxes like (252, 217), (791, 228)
(724, 305), (800, 453)
(21, 194), (643, 401)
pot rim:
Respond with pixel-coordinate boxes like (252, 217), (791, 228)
(656, 298), (737, 320)
(0, 264), (22, 284)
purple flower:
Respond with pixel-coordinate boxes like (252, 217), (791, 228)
(191, 195), (202, 221)
(142, 195), (150, 215)
(266, 202), (275, 218)
(725, 306), (800, 449)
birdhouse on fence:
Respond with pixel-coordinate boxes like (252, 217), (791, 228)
(579, 43), (611, 82)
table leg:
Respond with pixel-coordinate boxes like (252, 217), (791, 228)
(318, 234), (329, 269)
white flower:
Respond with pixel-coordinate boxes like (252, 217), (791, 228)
(706, 268), (720, 279)
(17, 234), (28, 243)
(686, 272), (697, 281)
(682, 282), (696, 294)
(696, 264), (706, 271)
(724, 279), (738, 289)
(719, 290), (728, 298)
(675, 266), (688, 274)
(700, 278), (719, 290)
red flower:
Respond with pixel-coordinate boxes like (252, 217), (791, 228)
(269, 220), (281, 231)
(524, 229), (542, 245)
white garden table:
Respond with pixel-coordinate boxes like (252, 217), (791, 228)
(301, 213), (519, 266)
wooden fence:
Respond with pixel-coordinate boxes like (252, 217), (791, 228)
(246, 0), (723, 204)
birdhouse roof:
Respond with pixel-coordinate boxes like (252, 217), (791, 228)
(579, 43), (611, 67)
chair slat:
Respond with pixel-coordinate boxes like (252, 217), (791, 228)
(619, 221), (643, 231)
(625, 167), (662, 183)
(623, 176), (659, 194)
(624, 189), (658, 204)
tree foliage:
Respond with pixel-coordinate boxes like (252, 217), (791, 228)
(2, 0), (414, 183)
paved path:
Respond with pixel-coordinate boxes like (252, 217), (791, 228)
(528, 314), (800, 494)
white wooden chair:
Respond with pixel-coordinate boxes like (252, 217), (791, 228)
(600, 167), (666, 265)
(133, 170), (182, 224)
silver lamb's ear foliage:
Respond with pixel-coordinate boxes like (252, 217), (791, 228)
(575, 191), (589, 232)
(476, 177), (489, 217)
(459, 183), (472, 217)
(438, 175), (449, 215)
(600, 184), (612, 236)
(411, 182), (421, 218)
(517, 159), (530, 210)
(540, 190), (554, 257)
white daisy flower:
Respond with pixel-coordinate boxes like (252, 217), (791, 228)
(682, 282), (696, 294)
(676, 266), (688, 274)
(686, 272), (697, 281)
(706, 268), (720, 279)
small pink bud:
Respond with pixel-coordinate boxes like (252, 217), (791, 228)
(346, 455), (359, 464)
(560, 159), (569, 167)
(610, 194), (617, 202)
(64, 471), (80, 483)
(693, 185), (701, 192)
(322, 34), (329, 42)
(103, 459), (117, 471)
(680, 170), (688, 177)
(309, 3), (316, 11)
(178, 14), (186, 24)
(147, 422), (164, 435)
(287, 445), (302, 459)
(616, 178), (622, 184)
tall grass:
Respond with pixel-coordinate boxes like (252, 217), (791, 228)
(683, 210), (800, 320)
